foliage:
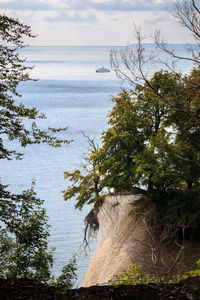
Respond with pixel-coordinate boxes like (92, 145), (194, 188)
(63, 136), (104, 210)
(149, 188), (200, 240)
(110, 264), (158, 286)
(64, 68), (200, 214)
(0, 179), (77, 289)
(0, 183), (54, 283)
(134, 68), (200, 191)
(97, 89), (145, 191)
(0, 14), (69, 162)
(0, 13), (70, 223)
(53, 255), (77, 290)
(0, 15), (76, 288)
(187, 259), (200, 277)
(99, 70), (190, 192)
(110, 259), (200, 286)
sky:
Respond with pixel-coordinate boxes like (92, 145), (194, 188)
(0, 0), (194, 46)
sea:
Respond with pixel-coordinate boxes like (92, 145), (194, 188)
(1, 45), (193, 286)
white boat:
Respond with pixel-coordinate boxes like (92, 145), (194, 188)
(96, 67), (110, 73)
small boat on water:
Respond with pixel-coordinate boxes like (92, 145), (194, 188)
(96, 67), (110, 73)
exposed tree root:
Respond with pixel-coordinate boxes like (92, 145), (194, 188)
(82, 201), (102, 252)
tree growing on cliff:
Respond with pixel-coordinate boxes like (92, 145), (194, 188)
(63, 135), (104, 210)
(97, 90), (145, 191)
(64, 66), (200, 195)
(63, 0), (200, 255)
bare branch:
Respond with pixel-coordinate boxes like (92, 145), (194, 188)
(110, 23), (157, 88)
(154, 29), (199, 65)
(173, 0), (200, 41)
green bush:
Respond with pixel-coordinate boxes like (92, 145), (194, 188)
(110, 259), (200, 287)
(109, 264), (157, 286)
(187, 259), (200, 277)
(54, 255), (77, 290)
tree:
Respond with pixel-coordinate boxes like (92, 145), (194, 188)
(0, 184), (54, 283)
(0, 14), (69, 161)
(108, 0), (200, 192)
(132, 68), (200, 191)
(0, 15), (76, 285)
(97, 89), (144, 191)
(111, 1), (200, 85)
(155, 0), (200, 65)
(63, 135), (104, 210)
(63, 0), (200, 197)
(93, 68), (200, 193)
(54, 254), (77, 290)
(0, 190), (78, 285)
(63, 135), (104, 249)
(63, 67), (200, 196)
(0, 14), (70, 219)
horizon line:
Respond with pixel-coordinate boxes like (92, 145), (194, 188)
(26, 43), (195, 47)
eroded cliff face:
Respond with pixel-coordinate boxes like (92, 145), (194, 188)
(82, 193), (200, 287)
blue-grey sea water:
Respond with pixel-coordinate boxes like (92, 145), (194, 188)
(1, 45), (193, 286)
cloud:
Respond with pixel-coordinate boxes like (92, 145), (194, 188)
(67, 0), (173, 12)
(144, 13), (173, 25)
(1, 0), (186, 46)
(0, 0), (64, 11)
(0, 0), (174, 12)
(45, 11), (98, 23)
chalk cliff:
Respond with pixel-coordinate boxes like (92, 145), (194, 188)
(82, 193), (200, 287)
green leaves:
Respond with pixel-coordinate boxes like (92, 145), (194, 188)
(63, 138), (104, 210)
(0, 181), (78, 287)
(64, 67), (200, 218)
(0, 15), (76, 287)
(54, 255), (77, 290)
(0, 184), (54, 283)
(0, 15), (33, 46)
(98, 89), (144, 190)
(110, 264), (158, 286)
(0, 15), (70, 161)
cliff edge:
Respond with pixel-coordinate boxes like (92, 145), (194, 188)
(82, 193), (200, 287)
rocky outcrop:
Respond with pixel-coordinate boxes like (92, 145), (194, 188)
(82, 193), (200, 287)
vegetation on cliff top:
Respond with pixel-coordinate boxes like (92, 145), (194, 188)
(110, 259), (200, 286)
